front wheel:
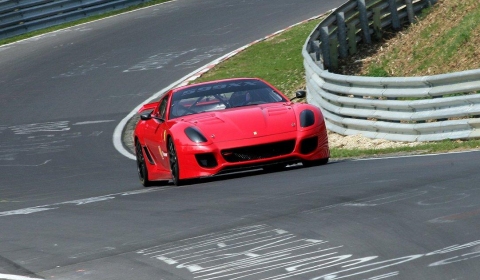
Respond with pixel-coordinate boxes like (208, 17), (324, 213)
(168, 139), (183, 186)
(136, 142), (153, 187)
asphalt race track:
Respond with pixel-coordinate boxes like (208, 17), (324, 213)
(1, 0), (480, 279)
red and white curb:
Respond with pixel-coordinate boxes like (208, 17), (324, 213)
(113, 12), (333, 160)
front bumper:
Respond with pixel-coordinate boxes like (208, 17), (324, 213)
(175, 126), (329, 180)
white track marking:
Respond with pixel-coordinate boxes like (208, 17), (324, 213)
(363, 271), (399, 280)
(0, 207), (58, 216)
(0, 273), (44, 280)
(124, 49), (197, 72)
(0, 119), (110, 162)
(9, 122), (70, 135)
(0, 188), (163, 217)
(0, 160), (51, 167)
(73, 120), (115, 125)
(138, 223), (480, 280)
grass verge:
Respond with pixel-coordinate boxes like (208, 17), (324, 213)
(332, 139), (480, 159)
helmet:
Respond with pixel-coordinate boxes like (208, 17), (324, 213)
(229, 91), (251, 107)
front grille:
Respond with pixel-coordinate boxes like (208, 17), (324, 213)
(221, 140), (295, 163)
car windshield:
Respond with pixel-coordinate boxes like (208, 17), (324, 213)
(169, 79), (287, 118)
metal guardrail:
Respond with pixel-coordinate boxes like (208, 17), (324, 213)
(0, 0), (150, 40)
(303, 0), (480, 142)
(306, 0), (436, 71)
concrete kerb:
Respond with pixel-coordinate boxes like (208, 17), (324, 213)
(113, 12), (333, 160)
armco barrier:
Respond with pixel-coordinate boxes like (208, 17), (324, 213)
(0, 0), (150, 40)
(303, 0), (480, 142)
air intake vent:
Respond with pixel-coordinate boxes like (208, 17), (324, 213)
(300, 136), (318, 154)
(195, 153), (218, 168)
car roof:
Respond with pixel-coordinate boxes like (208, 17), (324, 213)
(171, 78), (264, 93)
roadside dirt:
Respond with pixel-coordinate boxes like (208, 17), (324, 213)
(327, 131), (421, 150)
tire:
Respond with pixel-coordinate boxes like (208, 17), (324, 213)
(136, 142), (153, 187)
(168, 138), (183, 186)
(302, 157), (329, 167)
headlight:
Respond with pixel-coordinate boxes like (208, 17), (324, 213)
(185, 127), (208, 143)
(300, 110), (315, 128)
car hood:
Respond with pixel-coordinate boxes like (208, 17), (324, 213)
(183, 104), (297, 142)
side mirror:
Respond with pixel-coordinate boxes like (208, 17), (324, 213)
(140, 113), (152, 121)
(291, 90), (306, 101)
(295, 90), (306, 98)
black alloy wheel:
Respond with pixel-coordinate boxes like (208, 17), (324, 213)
(168, 139), (182, 186)
(136, 142), (153, 187)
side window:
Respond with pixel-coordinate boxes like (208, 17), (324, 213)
(158, 96), (169, 120)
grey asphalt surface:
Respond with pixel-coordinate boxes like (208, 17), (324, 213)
(1, 0), (479, 279)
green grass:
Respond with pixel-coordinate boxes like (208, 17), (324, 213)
(366, 65), (390, 77)
(416, 9), (480, 72)
(0, 0), (170, 46)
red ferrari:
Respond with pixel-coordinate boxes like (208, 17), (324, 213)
(133, 78), (329, 186)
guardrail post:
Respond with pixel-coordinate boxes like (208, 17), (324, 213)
(372, 7), (383, 39)
(405, 0), (416, 23)
(330, 37), (339, 70)
(388, 0), (401, 30)
(309, 39), (322, 62)
(347, 22), (358, 54)
(357, 0), (372, 44)
(320, 26), (331, 69)
(336, 12), (349, 58)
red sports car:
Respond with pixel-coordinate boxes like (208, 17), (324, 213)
(133, 78), (329, 186)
